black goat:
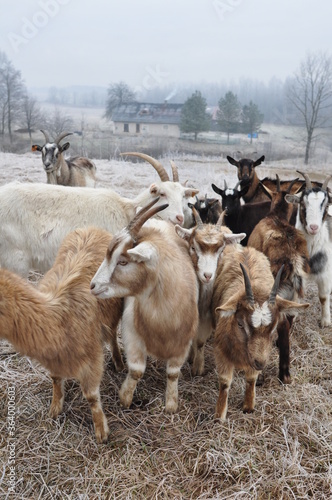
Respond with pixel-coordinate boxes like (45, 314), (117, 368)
(211, 180), (271, 245)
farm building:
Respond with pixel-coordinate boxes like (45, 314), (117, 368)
(111, 101), (183, 137)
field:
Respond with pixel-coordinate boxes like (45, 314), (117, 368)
(0, 147), (331, 499)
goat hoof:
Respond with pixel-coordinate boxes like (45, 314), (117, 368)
(279, 374), (292, 384)
(243, 407), (255, 414)
(95, 424), (110, 444)
(256, 373), (265, 386)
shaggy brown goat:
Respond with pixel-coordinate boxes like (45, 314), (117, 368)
(212, 245), (309, 420)
(0, 227), (123, 443)
(248, 176), (310, 383)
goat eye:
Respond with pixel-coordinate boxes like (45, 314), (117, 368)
(160, 192), (166, 197)
(237, 320), (244, 329)
(118, 259), (128, 266)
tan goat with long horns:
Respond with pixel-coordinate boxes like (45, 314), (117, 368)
(90, 197), (199, 413)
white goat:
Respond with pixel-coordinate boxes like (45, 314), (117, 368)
(175, 206), (245, 375)
(0, 155), (198, 276)
(90, 199), (199, 413)
(121, 152), (199, 227)
(286, 172), (332, 326)
(32, 130), (97, 187)
(0, 227), (124, 443)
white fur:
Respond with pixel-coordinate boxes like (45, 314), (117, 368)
(251, 302), (272, 328)
(0, 180), (194, 276)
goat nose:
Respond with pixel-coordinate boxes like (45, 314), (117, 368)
(309, 224), (319, 233)
(176, 214), (184, 225)
(204, 272), (212, 282)
(90, 282), (95, 290)
(254, 360), (265, 371)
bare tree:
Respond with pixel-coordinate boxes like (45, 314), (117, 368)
(104, 81), (136, 120)
(21, 94), (43, 143)
(287, 51), (332, 164)
(44, 106), (74, 138)
(0, 54), (25, 143)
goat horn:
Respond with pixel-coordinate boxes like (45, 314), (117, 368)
(224, 179), (228, 190)
(287, 177), (299, 194)
(216, 209), (227, 227)
(55, 131), (73, 144)
(276, 174), (281, 192)
(296, 170), (312, 190)
(121, 152), (170, 182)
(322, 174), (332, 191)
(170, 160), (179, 182)
(269, 264), (284, 305)
(127, 197), (169, 241)
(240, 263), (254, 306)
(234, 181), (241, 191)
(40, 129), (50, 143)
(191, 206), (204, 228)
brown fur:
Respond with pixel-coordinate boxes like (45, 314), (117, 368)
(212, 245), (309, 420)
(248, 186), (310, 383)
(92, 219), (199, 413)
(0, 227), (123, 443)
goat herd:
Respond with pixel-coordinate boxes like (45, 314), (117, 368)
(1, 131), (331, 443)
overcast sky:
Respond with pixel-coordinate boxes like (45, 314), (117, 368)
(1, 0), (331, 91)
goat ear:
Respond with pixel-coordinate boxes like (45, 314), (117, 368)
(211, 183), (223, 196)
(32, 145), (42, 152)
(276, 296), (310, 316)
(253, 155), (265, 166)
(285, 193), (301, 205)
(226, 156), (239, 167)
(215, 293), (239, 317)
(127, 242), (157, 263)
(184, 188), (199, 198)
(224, 232), (246, 245)
(149, 183), (160, 196)
(175, 225), (193, 241)
(59, 142), (70, 153)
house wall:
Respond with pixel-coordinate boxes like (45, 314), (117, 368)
(113, 122), (180, 138)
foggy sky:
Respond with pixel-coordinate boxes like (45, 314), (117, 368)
(0, 0), (331, 92)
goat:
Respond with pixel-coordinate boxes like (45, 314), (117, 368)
(175, 207), (245, 375)
(285, 172), (332, 327)
(90, 198), (199, 413)
(32, 130), (97, 187)
(191, 195), (223, 225)
(0, 227), (124, 443)
(248, 176), (310, 383)
(121, 152), (199, 228)
(227, 154), (319, 204)
(211, 180), (271, 245)
(0, 154), (198, 277)
(212, 246), (309, 420)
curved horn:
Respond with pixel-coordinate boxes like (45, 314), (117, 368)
(269, 264), (284, 305)
(170, 160), (179, 182)
(296, 170), (312, 190)
(216, 209), (227, 227)
(224, 179), (228, 190)
(54, 131), (73, 144)
(286, 177), (299, 194)
(191, 206), (204, 228)
(121, 152), (170, 182)
(276, 174), (281, 192)
(40, 129), (50, 143)
(127, 197), (169, 241)
(240, 263), (254, 306)
(322, 174), (332, 191)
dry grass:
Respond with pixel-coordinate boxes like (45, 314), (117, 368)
(0, 147), (331, 498)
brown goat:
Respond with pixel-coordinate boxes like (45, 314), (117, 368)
(212, 245), (309, 420)
(91, 199), (199, 413)
(175, 207), (245, 375)
(248, 176), (310, 383)
(0, 227), (123, 443)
